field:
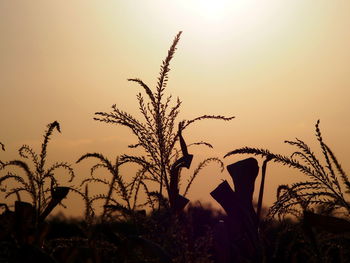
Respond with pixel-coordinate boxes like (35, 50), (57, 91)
(1, 32), (350, 263)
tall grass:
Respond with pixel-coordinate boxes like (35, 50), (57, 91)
(225, 120), (350, 219)
(0, 121), (75, 220)
(77, 153), (143, 221)
(94, 31), (234, 208)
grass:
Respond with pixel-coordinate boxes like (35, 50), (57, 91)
(225, 120), (350, 220)
(0, 121), (75, 221)
(94, 31), (234, 210)
(76, 153), (143, 221)
(0, 32), (349, 262)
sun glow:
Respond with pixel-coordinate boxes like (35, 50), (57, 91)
(164, 0), (280, 36)
(186, 0), (229, 21)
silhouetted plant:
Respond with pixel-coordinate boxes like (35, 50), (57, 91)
(0, 121), (74, 220)
(225, 120), (350, 219)
(77, 153), (146, 221)
(268, 211), (350, 263)
(0, 123), (81, 262)
(210, 158), (262, 262)
(0, 142), (4, 192)
(94, 31), (234, 209)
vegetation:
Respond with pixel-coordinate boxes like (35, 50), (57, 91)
(0, 121), (75, 221)
(225, 120), (350, 220)
(76, 153), (141, 221)
(225, 120), (350, 262)
(0, 32), (349, 262)
(94, 31), (233, 211)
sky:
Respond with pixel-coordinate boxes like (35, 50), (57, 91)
(1, 0), (350, 217)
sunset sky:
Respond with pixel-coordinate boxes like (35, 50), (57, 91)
(1, 1), (350, 217)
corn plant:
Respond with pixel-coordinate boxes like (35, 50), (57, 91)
(77, 153), (143, 221)
(0, 142), (4, 191)
(94, 31), (234, 209)
(0, 121), (74, 221)
(225, 120), (350, 219)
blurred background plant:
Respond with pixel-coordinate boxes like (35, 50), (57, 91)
(76, 153), (142, 223)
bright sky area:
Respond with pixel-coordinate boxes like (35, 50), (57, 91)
(1, 0), (350, 217)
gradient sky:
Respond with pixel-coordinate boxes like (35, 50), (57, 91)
(1, 1), (350, 217)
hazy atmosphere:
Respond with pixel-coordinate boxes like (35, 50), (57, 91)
(1, 0), (350, 218)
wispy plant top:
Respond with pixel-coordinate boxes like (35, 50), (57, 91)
(0, 121), (75, 217)
(225, 120), (350, 219)
(94, 31), (234, 201)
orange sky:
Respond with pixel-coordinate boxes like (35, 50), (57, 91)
(1, 1), (350, 217)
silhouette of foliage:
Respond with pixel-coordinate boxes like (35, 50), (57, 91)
(225, 120), (350, 219)
(94, 31), (234, 206)
(0, 142), (4, 176)
(2, 29), (349, 262)
(0, 121), (75, 218)
(77, 153), (147, 221)
(184, 157), (224, 197)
